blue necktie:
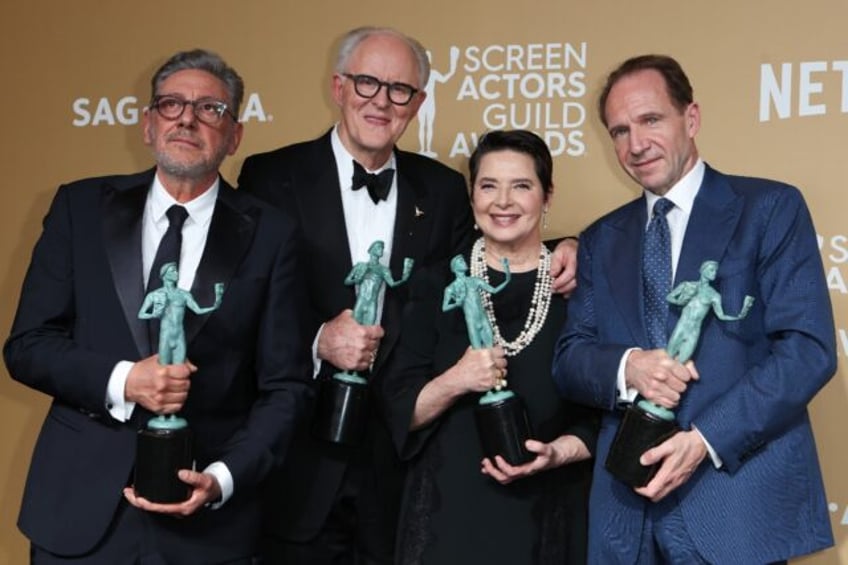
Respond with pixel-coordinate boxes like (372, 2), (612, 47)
(643, 198), (674, 349)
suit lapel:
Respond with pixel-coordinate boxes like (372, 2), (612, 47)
(603, 199), (650, 347)
(102, 170), (155, 357)
(603, 167), (742, 349)
(390, 153), (432, 270)
(185, 180), (255, 345)
(302, 136), (357, 313)
(376, 152), (432, 372)
(676, 165), (743, 284)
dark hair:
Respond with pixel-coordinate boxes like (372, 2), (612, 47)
(598, 54), (693, 127)
(150, 49), (244, 115)
(469, 130), (553, 197)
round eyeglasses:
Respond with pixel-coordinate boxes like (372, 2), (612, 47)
(342, 73), (420, 106)
(150, 95), (237, 126)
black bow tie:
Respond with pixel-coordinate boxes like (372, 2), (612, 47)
(352, 161), (394, 204)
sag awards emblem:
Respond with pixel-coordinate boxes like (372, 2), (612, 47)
(417, 41), (590, 160)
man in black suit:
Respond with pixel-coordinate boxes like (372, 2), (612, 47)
(238, 26), (577, 564)
(4, 49), (311, 564)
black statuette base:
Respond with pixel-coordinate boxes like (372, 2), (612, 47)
(474, 395), (534, 466)
(135, 427), (192, 503)
(312, 378), (369, 447)
(605, 404), (679, 487)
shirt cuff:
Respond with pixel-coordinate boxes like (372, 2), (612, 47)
(616, 348), (641, 403)
(106, 360), (136, 422)
(312, 323), (324, 379)
(692, 425), (723, 469)
(203, 461), (233, 509)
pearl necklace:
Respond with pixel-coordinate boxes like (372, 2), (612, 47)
(470, 237), (553, 357)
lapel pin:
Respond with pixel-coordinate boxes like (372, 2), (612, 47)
(415, 206), (425, 218)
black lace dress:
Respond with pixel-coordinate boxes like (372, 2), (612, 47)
(383, 254), (598, 565)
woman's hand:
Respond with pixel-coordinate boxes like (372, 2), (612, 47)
(410, 346), (507, 430)
(452, 345), (507, 395)
(481, 435), (591, 485)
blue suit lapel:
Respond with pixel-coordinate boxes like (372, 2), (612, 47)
(672, 166), (742, 423)
(677, 165), (743, 285)
(603, 166), (743, 350)
(601, 199), (650, 347)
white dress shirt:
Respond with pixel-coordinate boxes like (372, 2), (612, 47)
(310, 127), (398, 376)
(105, 172), (234, 504)
(614, 159), (722, 466)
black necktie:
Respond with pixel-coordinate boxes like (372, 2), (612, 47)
(147, 205), (188, 352)
(643, 198), (674, 349)
(148, 205), (189, 291)
(352, 160), (394, 204)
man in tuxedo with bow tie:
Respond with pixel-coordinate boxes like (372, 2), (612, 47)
(5, 49), (311, 564)
(238, 26), (579, 565)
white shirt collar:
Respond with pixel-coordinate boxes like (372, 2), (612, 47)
(331, 124), (396, 184)
(644, 158), (704, 218)
(150, 172), (219, 228)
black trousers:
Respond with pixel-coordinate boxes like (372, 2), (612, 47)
(31, 502), (258, 565)
(261, 461), (395, 565)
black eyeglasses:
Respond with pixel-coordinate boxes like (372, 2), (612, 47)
(342, 73), (420, 106)
(150, 95), (236, 125)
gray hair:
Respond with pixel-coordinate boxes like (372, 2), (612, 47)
(150, 49), (244, 115)
(335, 27), (431, 89)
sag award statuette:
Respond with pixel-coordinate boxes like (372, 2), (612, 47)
(606, 260), (754, 487)
(444, 254), (534, 466)
(134, 262), (224, 503)
(312, 241), (413, 446)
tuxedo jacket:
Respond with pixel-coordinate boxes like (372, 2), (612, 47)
(237, 129), (473, 541)
(553, 165), (835, 563)
(4, 169), (312, 562)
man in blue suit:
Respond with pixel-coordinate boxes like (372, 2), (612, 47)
(553, 54), (836, 563)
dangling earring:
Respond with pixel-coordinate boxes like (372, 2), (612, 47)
(542, 208), (549, 230)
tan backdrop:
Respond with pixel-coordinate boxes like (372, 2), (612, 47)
(1, 1), (846, 563)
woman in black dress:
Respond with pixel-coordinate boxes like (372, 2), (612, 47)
(383, 130), (598, 564)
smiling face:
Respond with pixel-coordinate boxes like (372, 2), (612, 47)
(471, 149), (550, 261)
(143, 69), (243, 192)
(604, 69), (700, 196)
(332, 33), (425, 169)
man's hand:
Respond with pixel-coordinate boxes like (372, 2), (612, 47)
(317, 309), (384, 371)
(634, 430), (708, 502)
(125, 355), (196, 414)
(625, 349), (699, 409)
(124, 470), (221, 517)
(550, 238), (578, 296)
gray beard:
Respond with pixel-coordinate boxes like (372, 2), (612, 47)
(155, 150), (224, 180)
